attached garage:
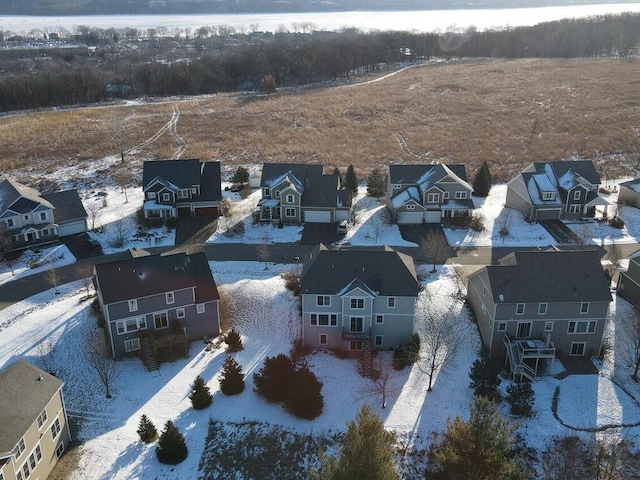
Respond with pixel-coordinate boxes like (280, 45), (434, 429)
(195, 207), (219, 217)
(304, 211), (332, 223)
(424, 211), (442, 223)
(534, 208), (562, 221)
(57, 220), (87, 237)
(397, 212), (424, 224)
(177, 207), (191, 217)
(335, 210), (350, 222)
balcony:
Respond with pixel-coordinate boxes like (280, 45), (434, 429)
(503, 333), (556, 381)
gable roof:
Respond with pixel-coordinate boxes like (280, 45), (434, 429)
(389, 163), (470, 187)
(0, 179), (53, 215)
(94, 251), (219, 305)
(260, 163), (322, 189)
(0, 359), (64, 453)
(301, 245), (419, 297)
(142, 159), (221, 202)
(619, 177), (640, 194)
(476, 250), (612, 304)
(42, 189), (87, 223)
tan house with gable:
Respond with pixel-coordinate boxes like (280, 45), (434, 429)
(0, 359), (71, 480)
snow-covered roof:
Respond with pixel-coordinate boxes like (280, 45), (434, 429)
(528, 175), (561, 205)
(391, 186), (422, 208)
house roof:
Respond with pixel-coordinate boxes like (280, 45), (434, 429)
(478, 250), (612, 304)
(94, 251), (219, 305)
(0, 179), (53, 215)
(389, 163), (470, 187)
(0, 359), (64, 453)
(260, 163), (322, 189)
(620, 178), (640, 194)
(42, 189), (87, 223)
(142, 159), (221, 202)
(301, 245), (419, 297)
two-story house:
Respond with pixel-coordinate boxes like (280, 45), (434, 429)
(0, 359), (72, 480)
(0, 179), (87, 252)
(386, 163), (474, 224)
(466, 249), (612, 380)
(93, 249), (221, 369)
(505, 160), (609, 221)
(617, 249), (640, 306)
(300, 244), (419, 354)
(257, 163), (352, 224)
(142, 159), (222, 222)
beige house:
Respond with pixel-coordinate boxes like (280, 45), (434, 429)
(0, 359), (71, 480)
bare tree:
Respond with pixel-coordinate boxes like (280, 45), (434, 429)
(575, 223), (593, 247)
(36, 338), (56, 375)
(113, 169), (130, 203)
(606, 240), (622, 284)
(420, 229), (451, 273)
(496, 208), (513, 244)
(86, 200), (102, 231)
(587, 433), (637, 480)
(109, 219), (129, 249)
(257, 231), (270, 270)
(417, 306), (460, 391)
(617, 306), (640, 381)
(86, 331), (119, 398)
(46, 259), (60, 295)
(75, 262), (95, 299)
(359, 353), (398, 409)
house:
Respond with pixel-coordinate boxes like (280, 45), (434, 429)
(466, 249), (612, 380)
(142, 159), (222, 222)
(300, 244), (419, 354)
(617, 249), (640, 306)
(0, 359), (71, 480)
(617, 178), (640, 209)
(257, 163), (352, 224)
(93, 249), (221, 367)
(386, 163), (474, 224)
(0, 179), (87, 251)
(505, 160), (609, 221)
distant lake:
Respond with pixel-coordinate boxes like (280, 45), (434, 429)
(2, 3), (640, 34)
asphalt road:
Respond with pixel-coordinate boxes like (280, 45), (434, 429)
(1, 241), (637, 312)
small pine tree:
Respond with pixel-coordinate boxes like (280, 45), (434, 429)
(286, 365), (324, 420)
(469, 351), (502, 401)
(253, 353), (296, 404)
(224, 328), (243, 352)
(219, 356), (245, 396)
(189, 375), (213, 410)
(137, 414), (158, 443)
(344, 164), (358, 194)
(506, 382), (535, 417)
(156, 420), (188, 465)
(472, 161), (492, 197)
(366, 168), (387, 198)
(231, 166), (249, 186)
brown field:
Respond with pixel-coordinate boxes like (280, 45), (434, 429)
(1, 57), (639, 182)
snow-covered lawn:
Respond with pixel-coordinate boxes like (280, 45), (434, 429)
(0, 243), (75, 287)
(2, 262), (640, 478)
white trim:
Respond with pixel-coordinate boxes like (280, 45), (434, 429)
(310, 313), (338, 326)
(375, 314), (384, 324)
(538, 303), (548, 315)
(319, 333), (328, 345)
(197, 303), (205, 314)
(176, 307), (185, 319)
(166, 292), (175, 304)
(498, 321), (507, 332)
(153, 311), (169, 329)
(580, 302), (590, 314)
(570, 342), (586, 356)
(128, 299), (138, 312)
(374, 335), (383, 347)
(568, 320), (596, 334)
(387, 297), (396, 308)
(124, 338), (141, 352)
(317, 295), (330, 306)
(545, 321), (553, 332)
(516, 303), (525, 315)
(350, 297), (365, 309)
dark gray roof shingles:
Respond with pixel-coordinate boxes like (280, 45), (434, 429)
(42, 189), (87, 223)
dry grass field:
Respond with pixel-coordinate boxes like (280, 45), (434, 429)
(1, 57), (639, 182)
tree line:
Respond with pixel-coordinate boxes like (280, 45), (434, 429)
(0, 12), (639, 112)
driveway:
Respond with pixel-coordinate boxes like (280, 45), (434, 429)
(301, 223), (344, 246)
(539, 220), (582, 244)
(59, 232), (103, 261)
(398, 223), (448, 247)
(175, 217), (218, 245)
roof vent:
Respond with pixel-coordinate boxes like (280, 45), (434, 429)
(36, 374), (43, 382)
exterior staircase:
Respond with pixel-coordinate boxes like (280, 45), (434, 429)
(362, 338), (373, 378)
(141, 335), (158, 372)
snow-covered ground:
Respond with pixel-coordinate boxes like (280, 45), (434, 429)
(2, 262), (640, 478)
(0, 243), (75, 287)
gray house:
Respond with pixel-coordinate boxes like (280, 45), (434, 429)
(257, 163), (352, 224)
(142, 159), (222, 221)
(0, 179), (87, 251)
(618, 178), (640, 209)
(617, 249), (640, 307)
(94, 249), (220, 368)
(505, 160), (608, 221)
(466, 249), (612, 380)
(300, 245), (419, 355)
(386, 163), (474, 224)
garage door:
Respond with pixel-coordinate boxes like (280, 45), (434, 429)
(397, 212), (423, 224)
(424, 211), (442, 223)
(195, 207), (219, 217)
(304, 211), (332, 223)
(58, 220), (87, 237)
(178, 207), (191, 217)
(535, 208), (562, 221)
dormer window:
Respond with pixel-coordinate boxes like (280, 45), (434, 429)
(427, 193), (440, 203)
(40, 212), (47, 221)
(275, 191), (280, 197)
(443, 192), (450, 199)
(542, 192), (555, 201)
(264, 188), (271, 197)
(573, 190), (581, 200)
(393, 184), (401, 189)
(162, 193), (171, 202)
(286, 194), (294, 203)
(191, 186), (200, 195)
(6, 218), (14, 227)
(455, 191), (467, 199)
(177, 189), (190, 199)
(148, 192), (156, 199)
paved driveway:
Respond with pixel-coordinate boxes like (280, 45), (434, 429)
(539, 220), (581, 244)
(60, 232), (103, 260)
(175, 217), (218, 245)
(398, 223), (448, 247)
(301, 223), (343, 245)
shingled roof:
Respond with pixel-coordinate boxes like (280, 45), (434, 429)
(0, 179), (53, 216)
(94, 251), (219, 305)
(0, 359), (64, 453)
(42, 189), (87, 223)
(142, 159), (221, 202)
(482, 250), (612, 304)
(301, 245), (419, 297)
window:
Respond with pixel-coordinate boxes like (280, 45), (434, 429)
(162, 193), (171, 202)
(376, 315), (384, 324)
(51, 418), (61, 439)
(538, 303), (548, 315)
(543, 192), (555, 200)
(16, 438), (26, 456)
(16, 472), (23, 480)
(40, 212), (47, 221)
(516, 322), (532, 338)
(427, 193), (440, 203)
(116, 318), (145, 335)
(455, 191), (467, 199)
(148, 191), (156, 199)
(42, 228), (49, 236)
(545, 322), (553, 332)
(22, 463), (29, 479)
(569, 204), (581, 213)
(24, 214), (29, 221)
(197, 304), (205, 314)
(128, 299), (138, 312)
(350, 340), (363, 351)
(166, 292), (175, 304)
(350, 298), (364, 309)
(275, 190), (280, 197)
(37, 409), (48, 429)
(375, 335), (383, 347)
(317, 296), (330, 306)
(580, 302), (590, 314)
(35, 445), (42, 462)
(286, 194), (294, 203)
(393, 184), (401, 190)
(176, 308), (185, 319)
(350, 317), (364, 333)
(443, 191), (450, 199)
(124, 338), (141, 352)
(285, 208), (296, 217)
(406, 204), (415, 210)
(177, 189), (190, 199)
(573, 190), (581, 200)
(498, 322), (507, 332)
(55, 441), (65, 459)
(154, 312), (168, 329)
(388, 297), (396, 308)
(191, 186), (200, 195)
(568, 320), (596, 334)
(570, 342), (586, 356)
(6, 218), (14, 227)
(516, 303), (525, 315)
(310, 314), (337, 326)
(319, 334), (328, 345)
(264, 188), (271, 197)
(28, 451), (36, 470)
